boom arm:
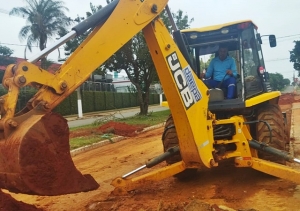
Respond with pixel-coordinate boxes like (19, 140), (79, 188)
(3, 0), (214, 169)
(2, 0), (168, 127)
(1, 0), (300, 196)
(0, 0), (173, 195)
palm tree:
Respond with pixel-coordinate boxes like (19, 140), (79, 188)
(10, 0), (71, 68)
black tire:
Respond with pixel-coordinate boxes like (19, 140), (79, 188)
(256, 104), (288, 163)
(162, 115), (182, 164)
(162, 115), (197, 179)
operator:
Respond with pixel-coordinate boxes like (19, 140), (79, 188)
(201, 44), (237, 99)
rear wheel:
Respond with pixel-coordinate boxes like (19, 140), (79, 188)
(162, 115), (197, 180)
(256, 104), (288, 164)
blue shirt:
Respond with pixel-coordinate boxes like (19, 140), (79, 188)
(205, 56), (237, 81)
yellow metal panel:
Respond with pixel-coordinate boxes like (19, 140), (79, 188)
(181, 20), (257, 33)
(251, 158), (300, 184)
(245, 91), (280, 107)
(214, 116), (254, 162)
(143, 19), (214, 168)
(111, 161), (186, 194)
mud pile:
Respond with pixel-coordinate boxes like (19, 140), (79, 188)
(97, 121), (145, 137)
(279, 93), (300, 105)
(0, 189), (42, 211)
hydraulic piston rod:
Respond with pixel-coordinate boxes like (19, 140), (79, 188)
(249, 139), (300, 164)
(28, 0), (119, 63)
(122, 146), (180, 178)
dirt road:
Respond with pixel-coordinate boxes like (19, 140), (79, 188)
(4, 124), (300, 211)
(2, 92), (300, 211)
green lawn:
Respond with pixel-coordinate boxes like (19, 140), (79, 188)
(69, 134), (114, 150)
(69, 109), (170, 150)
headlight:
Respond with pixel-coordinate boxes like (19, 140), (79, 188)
(190, 33), (198, 39)
(221, 27), (229, 34)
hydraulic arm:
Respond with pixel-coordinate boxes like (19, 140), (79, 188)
(0, 0), (169, 195)
(1, 0), (300, 197)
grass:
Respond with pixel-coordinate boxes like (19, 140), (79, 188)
(69, 109), (170, 150)
(69, 134), (114, 150)
(105, 109), (171, 126)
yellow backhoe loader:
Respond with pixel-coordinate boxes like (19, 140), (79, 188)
(0, 0), (299, 196)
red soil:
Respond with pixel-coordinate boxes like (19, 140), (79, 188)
(97, 121), (146, 137)
(0, 189), (42, 211)
(279, 93), (300, 105)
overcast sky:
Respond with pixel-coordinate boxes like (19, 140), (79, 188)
(0, 0), (299, 81)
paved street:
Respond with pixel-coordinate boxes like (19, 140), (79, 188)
(66, 105), (169, 128)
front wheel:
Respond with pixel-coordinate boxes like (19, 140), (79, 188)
(256, 104), (289, 164)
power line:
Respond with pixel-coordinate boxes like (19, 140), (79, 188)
(262, 34), (300, 40)
(0, 42), (64, 50)
(0, 42), (293, 61)
(0, 42), (37, 47)
(265, 58), (290, 62)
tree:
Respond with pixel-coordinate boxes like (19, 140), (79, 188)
(62, 3), (103, 57)
(290, 40), (300, 76)
(283, 78), (291, 86)
(160, 9), (194, 33)
(59, 2), (106, 77)
(0, 45), (16, 83)
(9, 0), (71, 68)
(104, 32), (155, 115)
(104, 9), (194, 115)
(58, 1), (193, 115)
(0, 45), (16, 66)
(269, 73), (290, 91)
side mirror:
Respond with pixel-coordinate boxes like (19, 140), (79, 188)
(257, 33), (262, 44)
(264, 72), (270, 80)
(269, 35), (277, 47)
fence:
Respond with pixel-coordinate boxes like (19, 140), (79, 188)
(0, 85), (161, 116)
(81, 81), (115, 92)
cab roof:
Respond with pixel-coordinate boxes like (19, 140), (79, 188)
(181, 20), (258, 33)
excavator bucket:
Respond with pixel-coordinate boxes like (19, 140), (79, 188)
(0, 0), (168, 196)
(0, 112), (99, 196)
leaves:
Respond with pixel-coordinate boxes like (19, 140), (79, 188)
(0, 45), (14, 57)
(290, 40), (300, 74)
(10, 0), (72, 53)
(58, 2), (193, 115)
(0, 45), (16, 67)
(269, 73), (290, 91)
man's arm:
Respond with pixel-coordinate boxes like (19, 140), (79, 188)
(204, 59), (214, 79)
(227, 58), (237, 77)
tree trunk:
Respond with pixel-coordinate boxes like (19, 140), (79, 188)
(137, 89), (149, 115)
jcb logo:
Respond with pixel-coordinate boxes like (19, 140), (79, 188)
(167, 52), (195, 109)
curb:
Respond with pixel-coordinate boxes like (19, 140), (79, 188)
(65, 105), (164, 122)
(70, 122), (165, 157)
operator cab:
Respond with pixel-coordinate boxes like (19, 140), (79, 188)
(178, 20), (276, 111)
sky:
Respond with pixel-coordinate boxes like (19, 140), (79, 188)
(0, 0), (300, 82)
